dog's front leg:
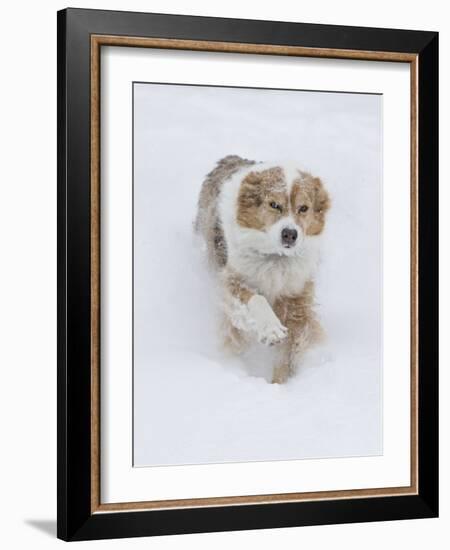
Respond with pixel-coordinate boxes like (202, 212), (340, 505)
(222, 269), (287, 346)
(271, 288), (324, 383)
(272, 339), (292, 384)
(272, 321), (325, 383)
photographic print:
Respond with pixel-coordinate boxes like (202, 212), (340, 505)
(133, 82), (383, 467)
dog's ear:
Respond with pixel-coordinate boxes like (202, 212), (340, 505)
(312, 177), (331, 214)
(237, 171), (266, 229)
(239, 171), (263, 208)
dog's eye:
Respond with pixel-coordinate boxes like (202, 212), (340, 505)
(270, 201), (282, 212)
(298, 205), (309, 213)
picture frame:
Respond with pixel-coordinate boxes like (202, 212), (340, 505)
(57, 7), (438, 541)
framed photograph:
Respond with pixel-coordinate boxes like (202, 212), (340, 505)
(57, 8), (438, 541)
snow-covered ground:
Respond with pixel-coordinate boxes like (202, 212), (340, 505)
(133, 83), (383, 466)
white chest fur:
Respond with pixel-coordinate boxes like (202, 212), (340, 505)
(228, 245), (320, 304)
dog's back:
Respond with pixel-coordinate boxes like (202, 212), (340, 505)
(195, 155), (255, 269)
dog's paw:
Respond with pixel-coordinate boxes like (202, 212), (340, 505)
(258, 320), (288, 346)
(247, 295), (288, 346)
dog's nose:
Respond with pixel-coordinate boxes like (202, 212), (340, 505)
(281, 228), (298, 246)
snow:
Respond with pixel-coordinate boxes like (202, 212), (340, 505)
(133, 83), (382, 466)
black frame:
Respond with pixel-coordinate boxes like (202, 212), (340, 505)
(57, 7), (438, 541)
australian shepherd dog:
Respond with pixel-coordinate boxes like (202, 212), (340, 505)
(195, 155), (330, 383)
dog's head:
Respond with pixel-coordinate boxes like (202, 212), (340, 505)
(235, 164), (330, 257)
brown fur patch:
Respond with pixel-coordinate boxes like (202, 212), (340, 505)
(290, 173), (331, 236)
(273, 280), (316, 330)
(237, 167), (288, 230)
(225, 269), (255, 304)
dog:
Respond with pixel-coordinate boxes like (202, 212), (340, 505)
(195, 155), (330, 383)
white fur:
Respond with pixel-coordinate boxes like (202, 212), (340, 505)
(281, 163), (303, 194)
(247, 295), (288, 344)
